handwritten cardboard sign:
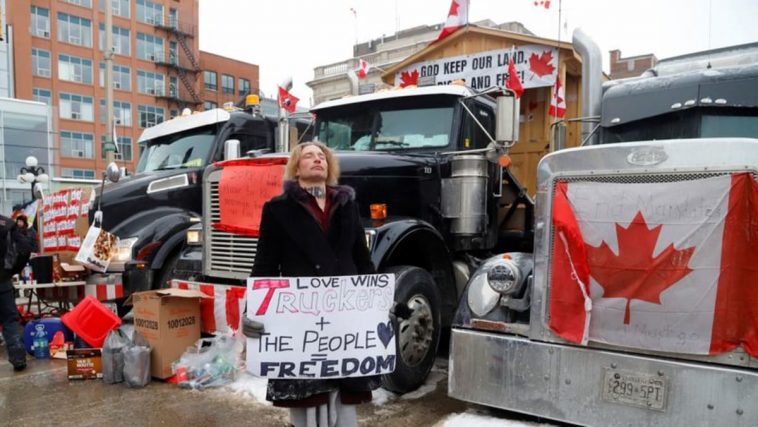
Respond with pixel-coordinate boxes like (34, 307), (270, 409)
(216, 162), (285, 236)
(246, 274), (396, 379)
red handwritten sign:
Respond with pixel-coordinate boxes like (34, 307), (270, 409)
(215, 162), (285, 236)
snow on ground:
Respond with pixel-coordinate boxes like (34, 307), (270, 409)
(225, 371), (270, 404)
(437, 411), (556, 427)
(371, 358), (448, 406)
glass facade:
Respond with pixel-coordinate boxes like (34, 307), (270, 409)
(0, 99), (54, 214)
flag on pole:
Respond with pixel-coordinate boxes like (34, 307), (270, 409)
(533, 0), (551, 9)
(548, 76), (566, 119)
(433, 0), (469, 43)
(356, 59), (370, 79)
(278, 86), (299, 113)
(548, 173), (758, 357)
(505, 53), (524, 99)
(112, 121), (119, 153)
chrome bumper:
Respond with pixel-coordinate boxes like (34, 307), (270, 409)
(449, 328), (758, 427)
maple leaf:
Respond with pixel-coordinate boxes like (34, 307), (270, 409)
(400, 70), (419, 88)
(586, 211), (696, 325)
(448, 0), (460, 17)
(529, 50), (556, 78)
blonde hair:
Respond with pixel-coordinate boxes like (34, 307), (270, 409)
(284, 141), (340, 186)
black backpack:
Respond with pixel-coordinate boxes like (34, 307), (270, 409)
(1, 217), (33, 276)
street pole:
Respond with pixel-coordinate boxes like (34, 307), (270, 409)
(104, 0), (116, 164)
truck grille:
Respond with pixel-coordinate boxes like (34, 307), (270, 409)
(207, 181), (258, 278)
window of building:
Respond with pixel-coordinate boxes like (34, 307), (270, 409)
(99, 24), (131, 56)
(170, 109), (178, 118)
(32, 48), (51, 78)
(169, 76), (178, 97)
(204, 71), (217, 91)
(61, 168), (96, 180)
(137, 70), (165, 95)
(222, 74), (234, 94)
(203, 101), (217, 111)
(138, 105), (164, 128)
(31, 6), (50, 38)
(100, 100), (132, 126)
(58, 54), (93, 84)
(32, 88), (52, 105)
(63, 0), (93, 7)
(136, 32), (164, 61)
(136, 0), (164, 25)
(59, 93), (94, 121)
(60, 131), (94, 159)
(98, 0), (130, 18)
(57, 12), (93, 47)
(101, 135), (133, 161)
(238, 78), (250, 96)
(98, 63), (131, 90)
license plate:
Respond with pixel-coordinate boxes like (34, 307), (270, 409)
(602, 368), (667, 411)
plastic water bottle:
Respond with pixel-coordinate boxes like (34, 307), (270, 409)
(33, 325), (49, 359)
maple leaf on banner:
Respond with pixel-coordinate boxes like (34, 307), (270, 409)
(529, 50), (556, 78)
(586, 211), (696, 325)
(400, 70), (419, 88)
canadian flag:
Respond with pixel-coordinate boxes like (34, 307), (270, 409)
(548, 76), (566, 119)
(549, 173), (758, 356)
(434, 0), (469, 43)
(505, 54), (524, 99)
(278, 86), (299, 113)
(356, 59), (370, 79)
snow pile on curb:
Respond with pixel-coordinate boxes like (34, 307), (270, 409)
(225, 372), (270, 404)
(439, 411), (556, 427)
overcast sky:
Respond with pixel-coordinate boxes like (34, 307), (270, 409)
(199, 0), (758, 106)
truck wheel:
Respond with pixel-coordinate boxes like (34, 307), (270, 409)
(381, 265), (441, 394)
(153, 252), (179, 289)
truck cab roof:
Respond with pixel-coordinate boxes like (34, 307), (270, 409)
(311, 84), (479, 111)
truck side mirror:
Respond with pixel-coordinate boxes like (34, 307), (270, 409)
(105, 162), (121, 183)
(496, 95), (520, 144)
(224, 139), (240, 160)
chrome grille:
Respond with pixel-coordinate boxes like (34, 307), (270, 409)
(206, 175), (259, 279)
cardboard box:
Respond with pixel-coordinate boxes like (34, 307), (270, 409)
(67, 348), (103, 380)
(125, 289), (209, 379)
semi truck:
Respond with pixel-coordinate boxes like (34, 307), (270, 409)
(171, 83), (533, 393)
(447, 32), (758, 425)
(88, 99), (311, 314)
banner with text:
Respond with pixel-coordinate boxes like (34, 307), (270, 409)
(246, 274), (396, 379)
(395, 44), (559, 90)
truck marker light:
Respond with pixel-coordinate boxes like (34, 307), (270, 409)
(498, 155), (512, 168)
(370, 204), (387, 220)
(136, 242), (161, 261)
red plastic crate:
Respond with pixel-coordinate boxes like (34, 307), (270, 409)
(61, 296), (121, 348)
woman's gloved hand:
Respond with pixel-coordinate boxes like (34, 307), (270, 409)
(242, 317), (265, 338)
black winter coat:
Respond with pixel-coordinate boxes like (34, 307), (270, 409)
(251, 181), (378, 404)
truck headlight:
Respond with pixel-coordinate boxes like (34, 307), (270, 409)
(113, 237), (138, 263)
(486, 261), (520, 295)
(186, 228), (203, 246)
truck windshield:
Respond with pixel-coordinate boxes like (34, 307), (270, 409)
(136, 126), (216, 173)
(316, 95), (456, 151)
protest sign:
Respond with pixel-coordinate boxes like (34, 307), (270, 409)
(246, 274), (396, 379)
(394, 44), (559, 90)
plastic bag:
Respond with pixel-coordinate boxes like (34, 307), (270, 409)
(102, 328), (130, 384)
(123, 330), (151, 388)
(173, 334), (242, 390)
(75, 212), (119, 272)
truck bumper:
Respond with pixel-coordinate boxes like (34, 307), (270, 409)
(449, 328), (758, 427)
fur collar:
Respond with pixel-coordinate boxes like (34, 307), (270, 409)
(283, 180), (355, 206)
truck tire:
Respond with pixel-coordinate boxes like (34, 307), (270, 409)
(153, 251), (179, 290)
(381, 265), (441, 394)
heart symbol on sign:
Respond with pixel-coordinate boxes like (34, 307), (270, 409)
(377, 321), (394, 348)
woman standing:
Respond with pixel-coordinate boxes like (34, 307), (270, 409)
(245, 141), (377, 427)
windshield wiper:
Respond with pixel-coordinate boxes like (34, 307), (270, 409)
(374, 136), (409, 147)
(152, 165), (184, 171)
